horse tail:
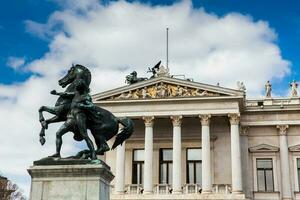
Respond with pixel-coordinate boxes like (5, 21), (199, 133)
(111, 117), (134, 149)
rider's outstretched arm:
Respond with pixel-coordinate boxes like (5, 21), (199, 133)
(51, 90), (75, 98)
(59, 92), (75, 97)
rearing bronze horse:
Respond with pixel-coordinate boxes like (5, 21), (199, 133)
(38, 64), (134, 159)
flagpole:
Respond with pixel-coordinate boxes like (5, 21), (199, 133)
(166, 27), (169, 69)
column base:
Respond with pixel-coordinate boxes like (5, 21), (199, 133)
(172, 190), (182, 194)
(201, 190), (212, 194)
(143, 191), (153, 195)
(114, 191), (125, 195)
(232, 190), (243, 194)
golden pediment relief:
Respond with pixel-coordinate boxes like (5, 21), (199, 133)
(103, 82), (221, 100)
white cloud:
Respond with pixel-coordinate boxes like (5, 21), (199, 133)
(0, 0), (291, 197)
(6, 57), (26, 70)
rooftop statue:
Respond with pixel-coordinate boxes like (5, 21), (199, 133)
(265, 80), (272, 98)
(290, 80), (298, 97)
(237, 81), (246, 91)
(38, 64), (134, 162)
(125, 71), (148, 85)
(125, 61), (171, 85)
(147, 60), (170, 78)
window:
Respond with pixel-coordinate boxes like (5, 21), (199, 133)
(257, 158), (274, 191)
(132, 149), (144, 184)
(159, 149), (173, 184)
(186, 148), (202, 185)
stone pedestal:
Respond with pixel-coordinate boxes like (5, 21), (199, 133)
(28, 160), (114, 200)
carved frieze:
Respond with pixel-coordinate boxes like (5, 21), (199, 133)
(105, 82), (220, 100)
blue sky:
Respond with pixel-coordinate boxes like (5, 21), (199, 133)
(0, 0), (300, 94)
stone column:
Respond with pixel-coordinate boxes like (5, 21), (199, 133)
(200, 114), (212, 193)
(240, 126), (251, 198)
(277, 125), (292, 200)
(143, 116), (154, 194)
(171, 115), (183, 194)
(228, 114), (243, 193)
(115, 142), (125, 194)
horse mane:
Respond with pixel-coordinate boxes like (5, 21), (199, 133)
(75, 64), (91, 86)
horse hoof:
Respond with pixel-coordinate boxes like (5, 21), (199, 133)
(48, 153), (61, 158)
(39, 136), (46, 145)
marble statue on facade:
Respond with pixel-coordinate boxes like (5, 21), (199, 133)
(141, 87), (151, 98)
(157, 82), (168, 98)
(237, 81), (246, 91)
(147, 60), (170, 78)
(290, 80), (298, 97)
(265, 80), (272, 98)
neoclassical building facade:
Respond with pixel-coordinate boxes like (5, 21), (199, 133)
(92, 75), (300, 200)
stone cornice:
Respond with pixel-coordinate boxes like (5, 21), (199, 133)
(228, 113), (240, 125)
(249, 144), (279, 153)
(170, 115), (182, 126)
(289, 144), (300, 152)
(241, 121), (300, 127)
(143, 116), (155, 127)
(277, 124), (289, 136)
(199, 114), (211, 126)
(28, 164), (114, 182)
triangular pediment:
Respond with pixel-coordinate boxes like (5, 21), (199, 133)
(289, 144), (300, 152)
(92, 76), (244, 101)
(249, 144), (279, 153)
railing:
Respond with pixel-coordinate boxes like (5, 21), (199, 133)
(212, 184), (232, 194)
(155, 184), (172, 194)
(184, 184), (201, 194)
(125, 184), (143, 194)
(111, 184), (232, 195)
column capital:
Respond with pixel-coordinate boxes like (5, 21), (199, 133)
(143, 116), (155, 127)
(240, 126), (249, 136)
(199, 114), (211, 125)
(228, 113), (240, 125)
(277, 125), (289, 136)
(170, 115), (182, 126)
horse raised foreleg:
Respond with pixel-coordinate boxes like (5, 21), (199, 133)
(38, 105), (62, 129)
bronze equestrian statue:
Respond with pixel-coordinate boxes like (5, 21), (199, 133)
(38, 64), (134, 160)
